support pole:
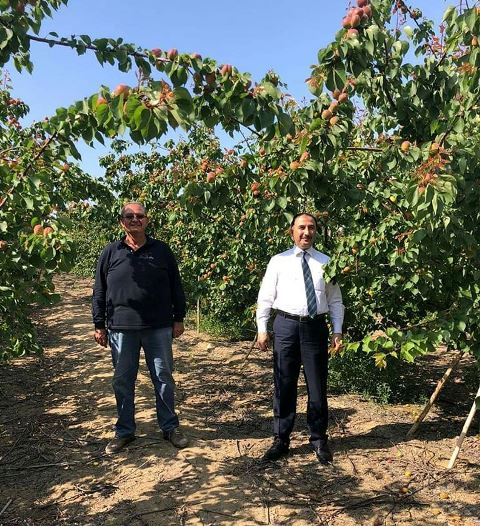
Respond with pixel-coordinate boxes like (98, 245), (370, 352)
(196, 297), (200, 334)
(447, 384), (480, 469)
(406, 352), (464, 439)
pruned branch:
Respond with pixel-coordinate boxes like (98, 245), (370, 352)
(346, 146), (383, 152)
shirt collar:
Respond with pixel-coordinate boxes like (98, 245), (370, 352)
(293, 245), (315, 257)
(120, 235), (154, 248)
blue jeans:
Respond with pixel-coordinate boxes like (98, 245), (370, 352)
(108, 328), (179, 438)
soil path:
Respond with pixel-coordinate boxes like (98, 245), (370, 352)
(0, 276), (479, 526)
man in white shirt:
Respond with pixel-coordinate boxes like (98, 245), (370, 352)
(256, 213), (344, 463)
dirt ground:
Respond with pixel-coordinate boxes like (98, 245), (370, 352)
(0, 275), (479, 526)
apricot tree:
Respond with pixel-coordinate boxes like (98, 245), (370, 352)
(0, 0), (293, 357)
(1, 0), (479, 369)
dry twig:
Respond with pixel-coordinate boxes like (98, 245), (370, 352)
(0, 498), (13, 518)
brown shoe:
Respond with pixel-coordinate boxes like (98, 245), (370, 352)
(105, 435), (135, 454)
(163, 428), (189, 449)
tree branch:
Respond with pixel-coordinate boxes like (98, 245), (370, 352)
(380, 42), (398, 112)
(346, 146), (383, 152)
(26, 33), (153, 61)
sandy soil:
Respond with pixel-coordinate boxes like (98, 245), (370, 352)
(0, 275), (479, 526)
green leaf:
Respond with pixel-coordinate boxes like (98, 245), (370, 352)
(364, 39), (374, 56)
(326, 67), (346, 92)
(412, 228), (427, 243)
(277, 111), (293, 135)
(123, 96), (141, 120)
(431, 193), (438, 215)
(264, 200), (276, 212)
(374, 352), (387, 368)
(170, 66), (188, 86)
(23, 196), (34, 210)
(262, 82), (280, 98)
(133, 105), (151, 130)
(465, 9), (477, 31)
(95, 102), (110, 125)
(174, 89), (193, 114)
(40, 246), (56, 262)
(258, 110), (274, 130)
(174, 87), (192, 102)
(309, 118), (322, 131)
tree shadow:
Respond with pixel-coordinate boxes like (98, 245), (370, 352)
(1, 276), (479, 526)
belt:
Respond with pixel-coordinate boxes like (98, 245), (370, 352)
(276, 310), (326, 322)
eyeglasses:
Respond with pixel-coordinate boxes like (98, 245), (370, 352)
(122, 213), (146, 220)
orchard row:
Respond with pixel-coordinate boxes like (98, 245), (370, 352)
(1, 1), (479, 365)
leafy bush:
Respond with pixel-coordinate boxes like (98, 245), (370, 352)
(329, 351), (417, 404)
(199, 314), (255, 342)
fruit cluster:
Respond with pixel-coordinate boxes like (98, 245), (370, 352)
(33, 224), (54, 236)
(6, 116), (21, 129)
(321, 83), (353, 126)
(205, 165), (224, 183)
(6, 98), (22, 106)
(250, 181), (261, 198)
(415, 144), (448, 193)
(393, 0), (408, 15)
(342, 0), (373, 39)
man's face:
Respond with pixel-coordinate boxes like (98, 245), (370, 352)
(120, 204), (148, 235)
(290, 214), (317, 250)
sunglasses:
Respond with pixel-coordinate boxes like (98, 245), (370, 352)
(122, 213), (146, 220)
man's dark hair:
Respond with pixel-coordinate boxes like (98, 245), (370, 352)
(290, 212), (318, 229)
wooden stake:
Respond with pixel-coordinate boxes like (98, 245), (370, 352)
(196, 276), (201, 334)
(406, 352), (464, 439)
(447, 384), (480, 469)
(196, 296), (200, 334)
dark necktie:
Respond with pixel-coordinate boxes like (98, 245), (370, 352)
(302, 252), (317, 317)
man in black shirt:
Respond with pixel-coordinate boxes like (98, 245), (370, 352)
(92, 202), (188, 454)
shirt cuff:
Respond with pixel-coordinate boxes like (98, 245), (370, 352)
(332, 322), (343, 334)
(257, 321), (268, 333)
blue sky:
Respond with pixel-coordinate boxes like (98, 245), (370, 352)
(7, 0), (449, 176)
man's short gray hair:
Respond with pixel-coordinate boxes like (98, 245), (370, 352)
(120, 202), (146, 217)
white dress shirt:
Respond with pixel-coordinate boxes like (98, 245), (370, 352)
(256, 245), (344, 334)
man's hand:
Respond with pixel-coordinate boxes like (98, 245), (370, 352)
(329, 333), (343, 356)
(94, 328), (108, 348)
(173, 321), (184, 338)
(257, 332), (270, 351)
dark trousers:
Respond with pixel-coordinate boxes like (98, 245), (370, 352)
(272, 314), (329, 447)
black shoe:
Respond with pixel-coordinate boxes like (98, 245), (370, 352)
(261, 438), (289, 462)
(105, 435), (135, 454)
(314, 440), (333, 464)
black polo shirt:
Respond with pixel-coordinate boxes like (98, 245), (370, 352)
(92, 237), (186, 330)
